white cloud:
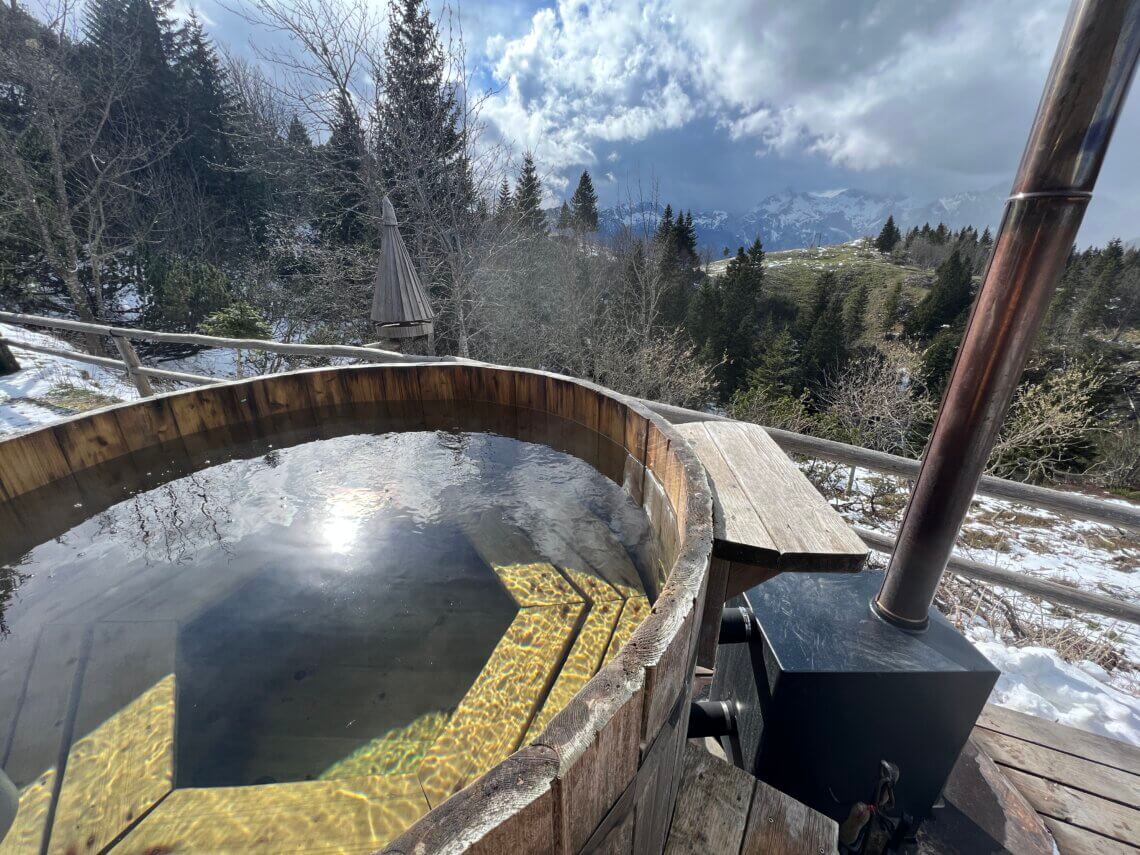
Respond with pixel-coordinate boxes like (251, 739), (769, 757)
(481, 0), (1074, 179)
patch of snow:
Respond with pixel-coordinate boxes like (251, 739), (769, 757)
(968, 625), (1140, 745)
(1, 323), (138, 435)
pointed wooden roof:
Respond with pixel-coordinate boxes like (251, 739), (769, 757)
(370, 196), (433, 332)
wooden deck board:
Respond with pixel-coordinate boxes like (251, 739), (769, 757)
(978, 704), (1140, 775)
(665, 742), (838, 855)
(973, 727), (1140, 806)
(975, 704), (1140, 854)
(664, 742), (753, 854)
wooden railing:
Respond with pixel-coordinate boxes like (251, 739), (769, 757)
(2, 310), (1137, 625)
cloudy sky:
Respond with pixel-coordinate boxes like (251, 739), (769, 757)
(201, 0), (1138, 231)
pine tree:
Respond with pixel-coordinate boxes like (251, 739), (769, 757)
(173, 11), (232, 186)
(882, 280), (903, 331)
(557, 201), (572, 230)
(905, 249), (974, 339)
(843, 282), (869, 343)
(514, 153), (546, 236)
(875, 215), (901, 253)
(570, 170), (599, 232)
(318, 94), (369, 245)
(287, 116), (312, 148)
(376, 0), (472, 246)
(495, 178), (513, 219)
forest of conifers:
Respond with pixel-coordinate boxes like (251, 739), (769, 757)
(1, 0), (1138, 493)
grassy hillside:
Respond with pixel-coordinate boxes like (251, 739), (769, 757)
(706, 238), (932, 340)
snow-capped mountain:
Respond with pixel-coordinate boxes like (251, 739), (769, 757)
(585, 185), (1010, 253)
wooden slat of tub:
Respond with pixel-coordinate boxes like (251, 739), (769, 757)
(51, 410), (130, 473)
(417, 602), (585, 807)
(117, 774), (427, 854)
(974, 727), (1140, 806)
(49, 674), (176, 855)
(548, 687), (645, 854)
(1003, 768), (1140, 848)
(674, 420), (867, 573)
(665, 742), (753, 854)
(0, 428), (72, 498)
(978, 704), (1140, 775)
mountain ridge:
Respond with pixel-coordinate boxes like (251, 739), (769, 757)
(578, 183), (1125, 252)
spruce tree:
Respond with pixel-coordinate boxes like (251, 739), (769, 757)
(748, 327), (800, 400)
(1074, 238), (1124, 332)
(287, 115), (312, 149)
(843, 282), (869, 343)
(717, 238), (766, 395)
(173, 11), (232, 186)
(802, 294), (848, 387)
(514, 153), (546, 235)
(875, 215), (901, 253)
(882, 280), (903, 331)
(318, 94), (369, 246)
(495, 178), (513, 219)
(905, 249), (974, 339)
(84, 0), (175, 135)
(376, 0), (472, 247)
(557, 201), (572, 230)
(570, 170), (599, 232)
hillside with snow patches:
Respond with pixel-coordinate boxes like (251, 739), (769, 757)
(1, 315), (1137, 746)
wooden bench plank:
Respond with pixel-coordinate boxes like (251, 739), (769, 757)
(708, 421), (867, 571)
(974, 727), (1140, 807)
(1005, 768), (1140, 847)
(979, 705), (1140, 775)
(674, 422), (779, 564)
(1044, 817), (1140, 855)
(665, 742), (753, 854)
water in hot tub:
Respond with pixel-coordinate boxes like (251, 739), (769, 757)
(0, 405), (653, 825)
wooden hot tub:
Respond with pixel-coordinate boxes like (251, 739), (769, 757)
(0, 363), (712, 854)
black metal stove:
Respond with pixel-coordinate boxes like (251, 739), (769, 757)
(710, 570), (998, 830)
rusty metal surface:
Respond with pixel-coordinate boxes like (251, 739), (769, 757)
(875, 0), (1140, 628)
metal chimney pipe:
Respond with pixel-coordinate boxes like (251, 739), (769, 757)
(873, 0), (1140, 630)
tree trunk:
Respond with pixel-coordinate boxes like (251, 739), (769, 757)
(0, 341), (20, 375)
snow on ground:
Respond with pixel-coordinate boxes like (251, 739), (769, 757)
(2, 325), (1139, 745)
(809, 461), (1140, 745)
(0, 323), (138, 435)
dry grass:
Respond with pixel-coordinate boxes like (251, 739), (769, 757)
(935, 573), (1132, 674)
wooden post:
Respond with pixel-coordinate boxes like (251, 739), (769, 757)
(0, 340), (19, 375)
(111, 334), (154, 396)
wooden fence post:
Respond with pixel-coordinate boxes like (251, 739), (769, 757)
(111, 334), (154, 396)
(0, 340), (19, 376)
